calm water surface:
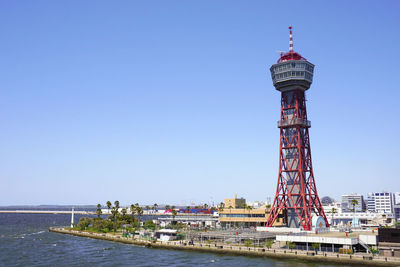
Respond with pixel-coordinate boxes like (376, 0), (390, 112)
(0, 213), (350, 267)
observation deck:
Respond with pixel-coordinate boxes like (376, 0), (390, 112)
(277, 118), (311, 128)
(270, 60), (314, 92)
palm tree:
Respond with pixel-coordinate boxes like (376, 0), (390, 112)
(246, 205), (253, 213)
(351, 199), (359, 227)
(171, 209), (178, 223)
(96, 204), (102, 218)
(111, 207), (118, 233)
(218, 202), (224, 212)
(242, 203), (247, 210)
(114, 200), (120, 210)
(330, 208), (337, 226)
(351, 199), (358, 212)
(121, 208), (127, 216)
(229, 205), (233, 212)
(203, 203), (208, 209)
(136, 206), (143, 216)
(145, 205), (150, 211)
(153, 203), (158, 212)
(165, 205), (170, 211)
(130, 204), (136, 223)
(106, 201), (112, 214)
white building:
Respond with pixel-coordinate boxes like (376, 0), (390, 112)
(394, 192), (400, 205)
(367, 192), (395, 214)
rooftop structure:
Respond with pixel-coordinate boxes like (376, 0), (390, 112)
(224, 194), (246, 209)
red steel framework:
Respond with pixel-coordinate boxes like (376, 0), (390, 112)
(266, 27), (329, 230)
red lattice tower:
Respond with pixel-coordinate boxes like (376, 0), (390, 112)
(266, 27), (329, 230)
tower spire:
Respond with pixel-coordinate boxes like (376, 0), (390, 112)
(289, 26), (293, 52)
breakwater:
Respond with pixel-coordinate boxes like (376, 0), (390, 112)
(49, 227), (399, 266)
(0, 210), (95, 215)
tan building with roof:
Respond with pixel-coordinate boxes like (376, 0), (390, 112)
(218, 207), (285, 228)
(224, 194), (246, 209)
(219, 195), (285, 228)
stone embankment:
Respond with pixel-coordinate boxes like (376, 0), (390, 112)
(49, 227), (400, 266)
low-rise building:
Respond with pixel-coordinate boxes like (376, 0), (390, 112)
(218, 208), (284, 228)
(378, 227), (400, 257)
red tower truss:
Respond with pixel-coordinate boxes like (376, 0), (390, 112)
(266, 27), (329, 230)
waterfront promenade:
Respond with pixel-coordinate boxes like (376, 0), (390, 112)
(50, 227), (400, 266)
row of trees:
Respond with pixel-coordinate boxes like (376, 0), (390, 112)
(77, 201), (218, 232)
(77, 201), (153, 233)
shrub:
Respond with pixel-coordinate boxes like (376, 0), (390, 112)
(265, 240), (273, 249)
(287, 241), (296, 250)
(244, 240), (252, 247)
(77, 217), (92, 230)
(311, 243), (320, 251)
(144, 220), (156, 230)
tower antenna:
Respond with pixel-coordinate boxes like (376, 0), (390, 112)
(289, 26), (294, 52)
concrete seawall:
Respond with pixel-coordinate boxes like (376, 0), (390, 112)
(49, 228), (400, 266)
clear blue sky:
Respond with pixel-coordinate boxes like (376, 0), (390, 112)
(1, 1), (399, 206)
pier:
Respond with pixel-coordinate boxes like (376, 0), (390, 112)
(0, 210), (95, 215)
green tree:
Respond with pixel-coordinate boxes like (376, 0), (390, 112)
(77, 217), (92, 230)
(171, 209), (178, 224)
(144, 220), (156, 230)
(218, 202), (224, 212)
(287, 241), (296, 251)
(96, 204), (102, 218)
(104, 220), (113, 232)
(114, 200), (120, 210)
(93, 218), (105, 232)
(265, 240), (273, 249)
(145, 205), (150, 211)
(153, 203), (158, 212)
(351, 199), (358, 227)
(246, 205), (253, 213)
(351, 199), (358, 212)
(121, 208), (127, 216)
(370, 247), (379, 256)
(330, 207), (337, 226)
(106, 201), (112, 214)
(111, 206), (119, 233)
(136, 206), (143, 216)
(165, 205), (170, 210)
(244, 240), (252, 247)
(312, 243), (320, 254)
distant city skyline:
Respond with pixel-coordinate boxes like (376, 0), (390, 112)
(1, 1), (399, 205)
